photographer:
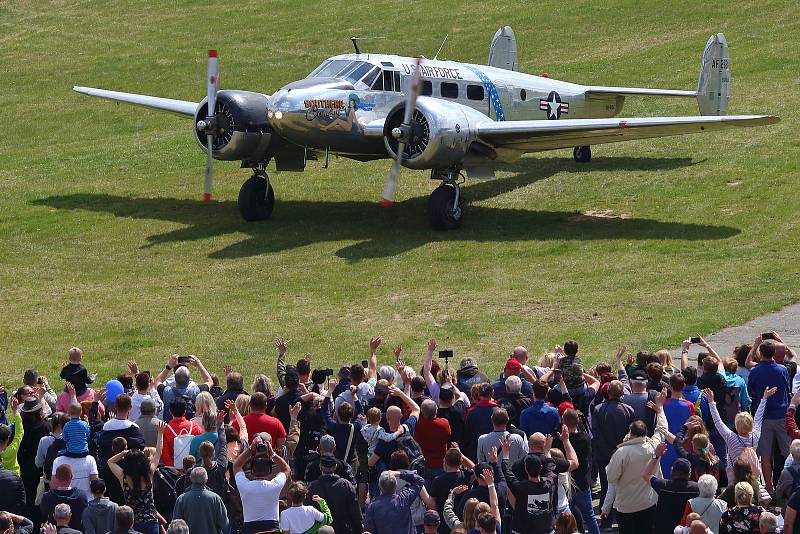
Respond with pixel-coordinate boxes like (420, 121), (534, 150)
(232, 433), (290, 534)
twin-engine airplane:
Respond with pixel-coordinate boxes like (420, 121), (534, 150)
(74, 28), (778, 230)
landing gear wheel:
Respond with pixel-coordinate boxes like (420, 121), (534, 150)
(428, 184), (463, 231)
(573, 145), (591, 163)
(238, 176), (275, 221)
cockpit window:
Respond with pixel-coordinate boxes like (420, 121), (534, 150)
(342, 61), (373, 83)
(309, 59), (351, 79)
(361, 66), (380, 87)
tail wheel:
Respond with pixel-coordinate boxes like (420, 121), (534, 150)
(573, 145), (591, 163)
(238, 176), (275, 221)
(428, 184), (463, 231)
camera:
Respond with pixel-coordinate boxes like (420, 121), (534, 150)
(690, 337), (702, 344)
(361, 360), (369, 369)
(439, 349), (454, 359)
(762, 332), (775, 340)
(255, 441), (269, 454)
(177, 355), (190, 364)
(311, 368), (333, 384)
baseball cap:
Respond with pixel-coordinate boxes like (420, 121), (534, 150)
(672, 458), (692, 475)
(504, 358), (522, 373)
(284, 365), (300, 384)
(423, 510), (441, 526)
(524, 454), (543, 477)
(459, 357), (476, 371)
(630, 369), (648, 382)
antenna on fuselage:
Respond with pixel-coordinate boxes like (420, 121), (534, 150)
(350, 36), (385, 54)
(433, 33), (449, 60)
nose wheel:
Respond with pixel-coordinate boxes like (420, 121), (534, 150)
(573, 145), (591, 163)
(238, 164), (275, 221)
(428, 169), (464, 231)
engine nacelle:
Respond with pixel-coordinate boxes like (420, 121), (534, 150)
(383, 97), (488, 170)
(194, 90), (272, 161)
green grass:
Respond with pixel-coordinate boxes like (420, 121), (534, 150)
(1, 0), (798, 384)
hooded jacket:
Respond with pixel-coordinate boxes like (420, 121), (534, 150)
(605, 410), (668, 514)
(456, 365), (488, 394)
(82, 496), (118, 534)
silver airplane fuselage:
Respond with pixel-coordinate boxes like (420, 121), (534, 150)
(267, 53), (623, 158)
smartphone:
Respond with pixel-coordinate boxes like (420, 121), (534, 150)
(762, 332), (775, 340)
(361, 360), (369, 369)
(177, 355), (189, 364)
(690, 337), (702, 344)
(439, 349), (454, 359)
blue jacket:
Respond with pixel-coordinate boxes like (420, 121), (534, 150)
(520, 401), (560, 437)
(363, 471), (423, 534)
(748, 360), (790, 420)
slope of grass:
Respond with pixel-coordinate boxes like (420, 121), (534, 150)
(1, 0), (798, 383)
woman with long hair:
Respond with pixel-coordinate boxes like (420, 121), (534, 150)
(673, 420), (720, 480)
(555, 512), (580, 534)
(107, 420), (166, 534)
(191, 391), (217, 427)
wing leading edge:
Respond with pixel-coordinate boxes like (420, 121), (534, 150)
(476, 114), (779, 158)
(73, 86), (198, 116)
(585, 86), (696, 97)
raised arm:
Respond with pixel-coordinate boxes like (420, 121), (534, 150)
(699, 337), (722, 368)
(558, 425), (579, 472)
(642, 442), (666, 482)
(215, 414), (228, 470)
(187, 356), (213, 389)
(151, 420), (166, 472)
(225, 399), (248, 444)
(389, 386), (420, 419)
(422, 338), (437, 387)
(753, 387), (776, 441)
(672, 423), (692, 458)
(368, 336), (382, 382)
(107, 450), (127, 484)
(703, 388), (734, 441)
(680, 340), (690, 370)
(482, 467), (502, 524)
(745, 335), (762, 369)
(648, 391), (668, 443)
(276, 336), (288, 388)
(153, 355), (177, 389)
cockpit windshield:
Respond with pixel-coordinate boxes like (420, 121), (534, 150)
(308, 60), (377, 84)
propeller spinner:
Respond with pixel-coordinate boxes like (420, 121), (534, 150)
(379, 56), (423, 208)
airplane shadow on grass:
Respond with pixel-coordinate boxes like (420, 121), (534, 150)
(33, 156), (737, 261)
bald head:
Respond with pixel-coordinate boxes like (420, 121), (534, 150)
(420, 399), (437, 419)
(529, 432), (546, 452)
(512, 346), (528, 362)
(386, 405), (402, 430)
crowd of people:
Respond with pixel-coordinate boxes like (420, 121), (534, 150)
(0, 332), (799, 534)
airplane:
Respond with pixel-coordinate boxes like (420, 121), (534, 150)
(73, 27), (778, 231)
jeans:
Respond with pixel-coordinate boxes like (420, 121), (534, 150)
(134, 520), (159, 534)
(616, 505), (655, 534)
(572, 487), (600, 534)
(597, 462), (612, 526)
(243, 520), (280, 534)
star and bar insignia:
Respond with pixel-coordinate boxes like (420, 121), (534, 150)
(539, 91), (569, 120)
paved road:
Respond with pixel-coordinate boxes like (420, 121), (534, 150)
(669, 303), (800, 362)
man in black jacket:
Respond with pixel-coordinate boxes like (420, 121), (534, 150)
(0, 467), (26, 515)
(307, 454), (363, 534)
(40, 465), (86, 532)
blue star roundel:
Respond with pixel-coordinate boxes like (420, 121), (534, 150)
(464, 65), (506, 121)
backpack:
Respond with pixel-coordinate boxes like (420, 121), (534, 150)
(396, 428), (426, 476)
(721, 386), (742, 425)
(168, 421), (196, 467)
(153, 465), (179, 520)
(735, 435), (761, 478)
(176, 391), (196, 420)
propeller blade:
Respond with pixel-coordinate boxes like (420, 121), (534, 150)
(380, 56), (423, 207)
(204, 49), (219, 202)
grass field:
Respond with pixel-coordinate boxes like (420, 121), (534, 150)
(1, 0), (798, 385)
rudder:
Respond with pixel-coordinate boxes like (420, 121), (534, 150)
(488, 26), (518, 71)
(697, 33), (730, 115)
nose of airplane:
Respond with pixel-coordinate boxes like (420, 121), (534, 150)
(267, 77), (357, 138)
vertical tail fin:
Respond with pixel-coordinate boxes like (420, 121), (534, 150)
(488, 26), (518, 71)
(697, 33), (730, 115)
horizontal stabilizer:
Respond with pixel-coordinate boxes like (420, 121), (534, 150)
(585, 86), (696, 97)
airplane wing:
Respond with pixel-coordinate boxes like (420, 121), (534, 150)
(585, 86), (696, 97)
(73, 86), (198, 116)
(475, 115), (778, 158)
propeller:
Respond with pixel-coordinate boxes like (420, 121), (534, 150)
(199, 50), (219, 201)
(379, 56), (423, 208)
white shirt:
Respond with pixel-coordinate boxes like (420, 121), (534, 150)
(130, 389), (163, 421)
(279, 505), (325, 534)
(52, 455), (98, 499)
(235, 470), (286, 523)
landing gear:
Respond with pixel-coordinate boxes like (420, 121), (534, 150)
(238, 164), (274, 221)
(573, 145), (591, 163)
(428, 168), (464, 231)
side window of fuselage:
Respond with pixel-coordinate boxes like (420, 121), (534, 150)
(441, 82), (459, 99)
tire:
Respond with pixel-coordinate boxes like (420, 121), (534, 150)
(238, 176), (274, 221)
(428, 185), (463, 231)
(573, 145), (591, 163)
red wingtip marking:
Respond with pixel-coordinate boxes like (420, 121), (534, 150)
(541, 73), (549, 78)
(378, 199), (393, 208)
(208, 50), (218, 58)
(619, 120), (628, 128)
(203, 193), (212, 201)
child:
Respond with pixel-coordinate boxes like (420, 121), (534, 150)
(61, 403), (90, 457)
(360, 407), (403, 456)
(279, 481), (332, 534)
(60, 347), (94, 396)
(82, 479), (117, 534)
(673, 426), (720, 481)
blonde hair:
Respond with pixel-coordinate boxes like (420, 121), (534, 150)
(735, 412), (754, 435)
(539, 352), (555, 368)
(734, 481), (754, 506)
(465, 502), (491, 530)
(235, 394), (251, 416)
(198, 440), (215, 465)
(367, 407), (381, 425)
(463, 498), (479, 529)
(656, 349), (674, 370)
(691, 433), (718, 467)
(143, 446), (156, 463)
(194, 391), (216, 419)
(68, 347), (83, 362)
(251, 374), (273, 397)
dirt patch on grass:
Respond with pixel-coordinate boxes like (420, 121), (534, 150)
(568, 209), (632, 222)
